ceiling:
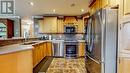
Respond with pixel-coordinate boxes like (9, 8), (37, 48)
(15, 0), (89, 17)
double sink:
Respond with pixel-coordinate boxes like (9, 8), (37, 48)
(21, 41), (38, 45)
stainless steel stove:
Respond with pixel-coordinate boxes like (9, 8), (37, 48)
(64, 41), (78, 58)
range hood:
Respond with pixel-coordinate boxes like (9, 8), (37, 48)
(64, 16), (78, 24)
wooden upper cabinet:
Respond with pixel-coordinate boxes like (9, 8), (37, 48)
(101, 0), (119, 8)
(38, 16), (84, 33)
(0, 19), (14, 38)
(77, 19), (84, 33)
(123, 0), (130, 15)
(101, 0), (109, 7)
(57, 19), (64, 33)
(119, 0), (130, 17)
(88, 0), (119, 15)
(39, 17), (57, 33)
(109, 0), (119, 7)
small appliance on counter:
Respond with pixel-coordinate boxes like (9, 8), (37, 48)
(38, 35), (49, 40)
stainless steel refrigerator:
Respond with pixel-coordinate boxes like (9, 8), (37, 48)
(85, 8), (118, 73)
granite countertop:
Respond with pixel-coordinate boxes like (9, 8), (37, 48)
(0, 37), (38, 41)
(64, 40), (85, 43)
(0, 40), (84, 55)
(0, 40), (51, 55)
(77, 40), (85, 42)
(0, 44), (33, 55)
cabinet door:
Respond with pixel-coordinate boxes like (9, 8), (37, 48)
(78, 42), (85, 57)
(77, 19), (84, 33)
(46, 42), (52, 56)
(57, 19), (64, 33)
(101, 0), (109, 7)
(39, 17), (57, 33)
(124, 0), (130, 15)
(109, 0), (119, 7)
(119, 57), (130, 73)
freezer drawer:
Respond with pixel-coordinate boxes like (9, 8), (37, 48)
(85, 55), (101, 73)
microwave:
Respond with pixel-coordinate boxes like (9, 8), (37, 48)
(65, 26), (76, 33)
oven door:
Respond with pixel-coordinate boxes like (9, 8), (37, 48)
(65, 42), (78, 58)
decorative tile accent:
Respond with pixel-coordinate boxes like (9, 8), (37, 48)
(46, 58), (87, 73)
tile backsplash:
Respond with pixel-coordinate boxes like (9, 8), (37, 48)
(39, 34), (84, 40)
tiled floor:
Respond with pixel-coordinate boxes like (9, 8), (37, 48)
(46, 58), (87, 73)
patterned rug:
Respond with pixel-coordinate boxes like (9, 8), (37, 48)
(46, 58), (87, 73)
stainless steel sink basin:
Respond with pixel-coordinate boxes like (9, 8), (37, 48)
(21, 42), (37, 45)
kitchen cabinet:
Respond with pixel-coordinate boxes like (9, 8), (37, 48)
(78, 42), (85, 57)
(57, 19), (64, 33)
(0, 19), (14, 38)
(109, 0), (119, 7)
(89, 0), (119, 15)
(46, 42), (52, 56)
(0, 50), (33, 73)
(101, 0), (119, 8)
(118, 57), (130, 73)
(77, 19), (84, 33)
(39, 17), (57, 33)
(33, 42), (52, 68)
(33, 44), (39, 67)
(89, 0), (101, 15)
(101, 0), (109, 7)
(123, 0), (130, 15)
(38, 17), (85, 33)
(119, 0), (130, 16)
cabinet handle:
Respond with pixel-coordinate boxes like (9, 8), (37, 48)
(118, 57), (121, 64)
(123, 21), (130, 25)
(120, 24), (122, 30)
(121, 21), (130, 29)
(125, 13), (130, 15)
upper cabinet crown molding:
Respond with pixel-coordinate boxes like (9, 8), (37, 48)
(89, 0), (96, 7)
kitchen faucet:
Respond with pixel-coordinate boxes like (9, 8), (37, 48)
(24, 32), (29, 42)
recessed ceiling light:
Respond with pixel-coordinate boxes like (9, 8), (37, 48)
(30, 2), (34, 6)
(81, 9), (84, 12)
(53, 9), (56, 13)
(70, 3), (75, 7)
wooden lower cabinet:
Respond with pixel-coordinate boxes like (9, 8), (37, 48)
(118, 57), (130, 73)
(78, 42), (85, 57)
(46, 42), (52, 56)
(0, 50), (33, 73)
(33, 42), (52, 68)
